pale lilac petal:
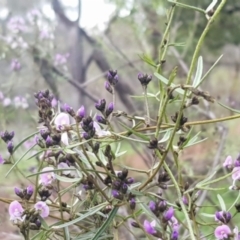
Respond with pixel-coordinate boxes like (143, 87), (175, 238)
(54, 113), (70, 130)
(34, 201), (49, 218)
(61, 132), (69, 145)
(58, 162), (71, 175)
(223, 156), (233, 168)
(214, 225), (231, 239)
(39, 167), (55, 186)
(9, 200), (24, 221)
(232, 167), (240, 181)
(143, 220), (157, 235)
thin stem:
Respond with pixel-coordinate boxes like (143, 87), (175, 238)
(143, 85), (150, 126)
(163, 162), (196, 239)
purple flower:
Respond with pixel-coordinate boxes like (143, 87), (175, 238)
(93, 122), (111, 137)
(39, 167), (55, 186)
(233, 226), (240, 240)
(7, 16), (27, 33)
(112, 190), (123, 200)
(0, 155), (5, 164)
(163, 207), (174, 222)
(125, 177), (134, 184)
(45, 136), (53, 147)
(2, 97), (11, 106)
(149, 201), (157, 212)
(106, 70), (118, 85)
(215, 211), (232, 224)
(143, 220), (157, 235)
(9, 200), (24, 222)
(54, 53), (69, 66)
(169, 217), (180, 232)
(11, 59), (21, 71)
(214, 225), (231, 240)
(34, 201), (49, 218)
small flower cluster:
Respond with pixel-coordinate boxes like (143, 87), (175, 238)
(9, 185), (49, 236)
(105, 70), (118, 94)
(95, 98), (114, 125)
(1, 130), (15, 155)
(223, 155), (240, 189)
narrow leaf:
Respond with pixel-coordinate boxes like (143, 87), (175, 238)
(217, 194), (226, 211)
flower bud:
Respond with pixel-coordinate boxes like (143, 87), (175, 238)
(105, 102), (114, 117)
(105, 81), (113, 94)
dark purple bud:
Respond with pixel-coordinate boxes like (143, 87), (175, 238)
(7, 141), (14, 154)
(129, 198), (136, 210)
(112, 190), (123, 200)
(215, 211), (232, 224)
(14, 187), (24, 198)
(35, 219), (41, 229)
(40, 129), (50, 140)
(107, 70), (118, 85)
(149, 201), (157, 213)
(105, 102), (114, 117)
(125, 177), (134, 185)
(171, 230), (179, 240)
(138, 73), (152, 86)
(105, 81), (113, 94)
(158, 200), (167, 212)
(45, 136), (53, 147)
(82, 132), (90, 140)
(121, 183), (128, 194)
(38, 188), (51, 201)
(76, 106), (85, 122)
(64, 103), (75, 117)
(131, 221), (140, 228)
(26, 185), (34, 200)
(112, 180), (122, 190)
(95, 99), (106, 112)
(96, 115), (107, 125)
(1, 130), (15, 143)
(163, 207), (174, 222)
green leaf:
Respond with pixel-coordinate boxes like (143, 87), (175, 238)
(200, 55), (223, 86)
(12, 131), (39, 154)
(193, 56), (203, 88)
(159, 129), (172, 143)
(118, 122), (149, 141)
(154, 72), (185, 95)
(64, 227), (70, 240)
(200, 213), (215, 218)
(138, 54), (157, 68)
(92, 206), (119, 240)
(217, 101), (240, 113)
(196, 171), (217, 186)
(55, 174), (81, 183)
(168, 0), (205, 14)
(217, 194), (226, 211)
(52, 202), (108, 229)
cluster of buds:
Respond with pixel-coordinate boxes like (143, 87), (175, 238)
(158, 169), (171, 189)
(171, 112), (188, 126)
(34, 89), (54, 123)
(138, 73), (152, 86)
(95, 99), (114, 119)
(1, 130), (15, 155)
(64, 104), (85, 123)
(14, 185), (34, 201)
(111, 168), (135, 201)
(81, 116), (96, 140)
(149, 199), (168, 217)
